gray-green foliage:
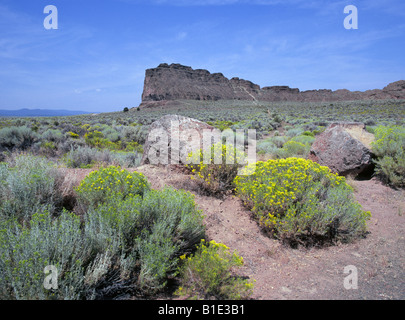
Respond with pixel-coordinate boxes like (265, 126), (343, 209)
(140, 188), (205, 252)
(257, 139), (278, 155)
(0, 162), (206, 299)
(0, 210), (87, 300)
(121, 125), (148, 145)
(372, 125), (405, 187)
(84, 195), (143, 255)
(0, 155), (64, 221)
(41, 129), (64, 144)
(135, 188), (206, 292)
(0, 126), (38, 150)
(276, 140), (311, 159)
(64, 146), (141, 168)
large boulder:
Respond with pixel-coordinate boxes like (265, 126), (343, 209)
(140, 115), (215, 165)
(309, 122), (375, 177)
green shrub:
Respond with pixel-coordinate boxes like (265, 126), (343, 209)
(139, 187), (205, 251)
(175, 239), (254, 300)
(234, 158), (371, 246)
(0, 126), (38, 150)
(67, 131), (80, 139)
(84, 185), (206, 294)
(0, 155), (64, 221)
(207, 120), (237, 131)
(365, 126), (376, 134)
(186, 142), (246, 195)
(312, 126), (326, 135)
(136, 230), (179, 292)
(291, 134), (315, 145)
(257, 139), (278, 155)
(84, 195), (143, 255)
(371, 125), (405, 187)
(286, 128), (303, 137)
(135, 187), (206, 292)
(64, 146), (141, 169)
(0, 210), (88, 300)
(0, 166), (206, 299)
(64, 146), (99, 168)
(269, 135), (288, 148)
(75, 166), (150, 210)
(42, 129), (64, 144)
(276, 140), (310, 159)
(109, 151), (142, 168)
(121, 125), (148, 145)
(302, 131), (315, 137)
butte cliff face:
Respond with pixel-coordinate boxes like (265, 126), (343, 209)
(140, 63), (405, 107)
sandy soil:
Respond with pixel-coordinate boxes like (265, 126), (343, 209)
(65, 165), (405, 300)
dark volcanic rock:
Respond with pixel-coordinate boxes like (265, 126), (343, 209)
(309, 122), (375, 177)
(139, 63), (405, 108)
(141, 63), (260, 103)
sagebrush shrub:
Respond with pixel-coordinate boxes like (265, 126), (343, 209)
(0, 166), (207, 299)
(139, 187), (205, 251)
(0, 126), (38, 150)
(75, 166), (150, 210)
(291, 134), (315, 145)
(176, 239), (254, 300)
(64, 146), (141, 169)
(0, 155), (64, 221)
(64, 146), (100, 168)
(270, 135), (288, 148)
(0, 210), (88, 300)
(372, 125), (405, 187)
(257, 138), (278, 156)
(109, 151), (142, 168)
(84, 195), (143, 255)
(121, 125), (148, 145)
(41, 129), (64, 144)
(234, 158), (371, 246)
(276, 140), (310, 159)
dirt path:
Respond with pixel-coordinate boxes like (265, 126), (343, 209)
(66, 165), (405, 300)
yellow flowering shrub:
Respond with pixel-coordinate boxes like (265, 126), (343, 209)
(186, 142), (246, 195)
(67, 131), (79, 139)
(76, 166), (150, 209)
(234, 158), (371, 246)
(176, 239), (254, 300)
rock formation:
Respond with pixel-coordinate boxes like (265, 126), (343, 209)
(309, 122), (375, 177)
(140, 114), (215, 166)
(139, 63), (405, 108)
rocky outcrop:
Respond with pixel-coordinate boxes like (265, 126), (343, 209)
(139, 63), (405, 108)
(141, 63), (261, 104)
(140, 114), (215, 165)
(309, 122), (375, 177)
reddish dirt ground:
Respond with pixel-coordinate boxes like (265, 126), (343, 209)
(65, 165), (405, 300)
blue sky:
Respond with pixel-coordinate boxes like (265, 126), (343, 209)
(0, 0), (404, 112)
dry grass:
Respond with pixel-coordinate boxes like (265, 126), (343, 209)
(345, 174), (359, 192)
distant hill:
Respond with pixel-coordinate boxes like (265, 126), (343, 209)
(0, 109), (95, 117)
